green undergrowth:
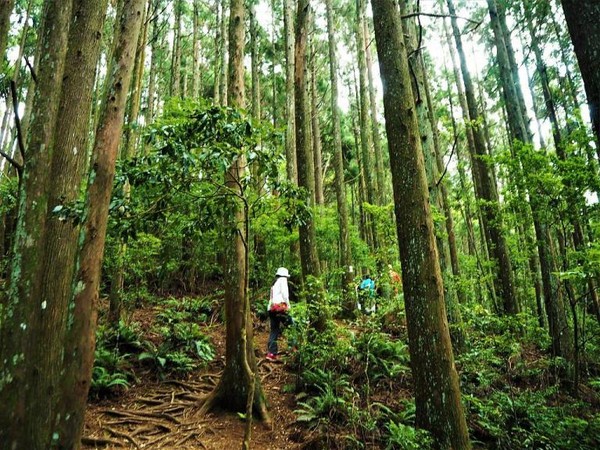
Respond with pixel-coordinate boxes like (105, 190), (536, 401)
(90, 296), (217, 397)
(287, 292), (423, 449)
(289, 296), (600, 449)
(456, 305), (600, 449)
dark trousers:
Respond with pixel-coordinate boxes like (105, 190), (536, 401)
(268, 312), (289, 354)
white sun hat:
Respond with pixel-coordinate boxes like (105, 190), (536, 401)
(276, 267), (290, 278)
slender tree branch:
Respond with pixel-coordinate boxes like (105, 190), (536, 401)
(436, 134), (457, 187)
(0, 148), (22, 178)
(401, 11), (481, 27)
(9, 81), (25, 177)
(24, 56), (37, 84)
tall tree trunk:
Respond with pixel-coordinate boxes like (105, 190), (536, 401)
(46, 0), (110, 443)
(0, 0), (15, 63)
(488, 0), (543, 323)
(213, 0), (222, 103)
(219, 0), (228, 105)
(550, 9), (580, 113)
(363, 21), (387, 204)
(526, 19), (560, 153)
(370, 1), (471, 446)
(443, 19), (478, 261)
(447, 0), (518, 315)
(497, 1), (531, 141)
(424, 60), (465, 310)
(109, 0), (149, 326)
(64, 0), (144, 444)
(355, 0), (375, 205)
(0, 1), (73, 446)
(525, 9), (565, 329)
(364, 20), (386, 203)
(560, 0), (600, 151)
(249, 3), (266, 279)
(250, 4), (260, 121)
(0, 0), (112, 447)
(295, 0), (320, 279)
(124, 0), (149, 158)
(192, 0), (202, 98)
(325, 0), (353, 311)
(400, 0), (465, 346)
(310, 49), (324, 206)
(489, 0), (573, 354)
(355, 0), (379, 255)
(170, 0), (182, 98)
(487, 0), (528, 143)
(270, 0), (277, 126)
(284, 0), (297, 183)
(146, 0), (164, 130)
(198, 0), (269, 423)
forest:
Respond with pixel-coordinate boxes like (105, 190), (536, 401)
(1, 0), (600, 448)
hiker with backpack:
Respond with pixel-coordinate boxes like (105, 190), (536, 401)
(266, 267), (292, 361)
(356, 273), (377, 314)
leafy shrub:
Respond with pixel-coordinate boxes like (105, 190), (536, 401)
(385, 422), (433, 450)
(295, 369), (356, 427)
(139, 296), (215, 375)
(466, 389), (600, 449)
(157, 297), (214, 325)
(90, 347), (132, 397)
(91, 366), (130, 396)
(353, 328), (410, 382)
(95, 320), (144, 354)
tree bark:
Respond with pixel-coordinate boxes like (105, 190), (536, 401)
(284, 0), (297, 183)
(295, 0), (320, 279)
(0, 1), (73, 446)
(46, 0), (110, 444)
(64, 0), (144, 445)
(213, 0), (222, 103)
(325, 0), (353, 311)
(310, 49), (324, 206)
(364, 20), (386, 204)
(199, 0), (269, 422)
(0, 0), (15, 63)
(355, 0), (375, 205)
(370, 1), (471, 447)
(400, 0), (465, 347)
(146, 0), (166, 133)
(219, 0), (228, 105)
(497, 1), (531, 142)
(250, 4), (261, 121)
(423, 61), (467, 350)
(192, 0), (202, 98)
(170, 0), (182, 98)
(560, 0), (600, 151)
(123, 0), (149, 159)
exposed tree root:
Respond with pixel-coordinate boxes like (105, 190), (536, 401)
(101, 408), (182, 424)
(85, 379), (221, 449)
(196, 378), (272, 427)
(105, 427), (140, 449)
(81, 436), (123, 447)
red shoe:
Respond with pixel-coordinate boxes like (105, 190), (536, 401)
(266, 353), (277, 361)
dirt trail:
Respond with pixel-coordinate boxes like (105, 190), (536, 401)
(83, 322), (303, 449)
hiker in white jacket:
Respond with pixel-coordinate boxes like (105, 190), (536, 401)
(266, 267), (291, 361)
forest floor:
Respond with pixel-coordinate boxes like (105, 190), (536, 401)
(82, 308), (305, 450)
